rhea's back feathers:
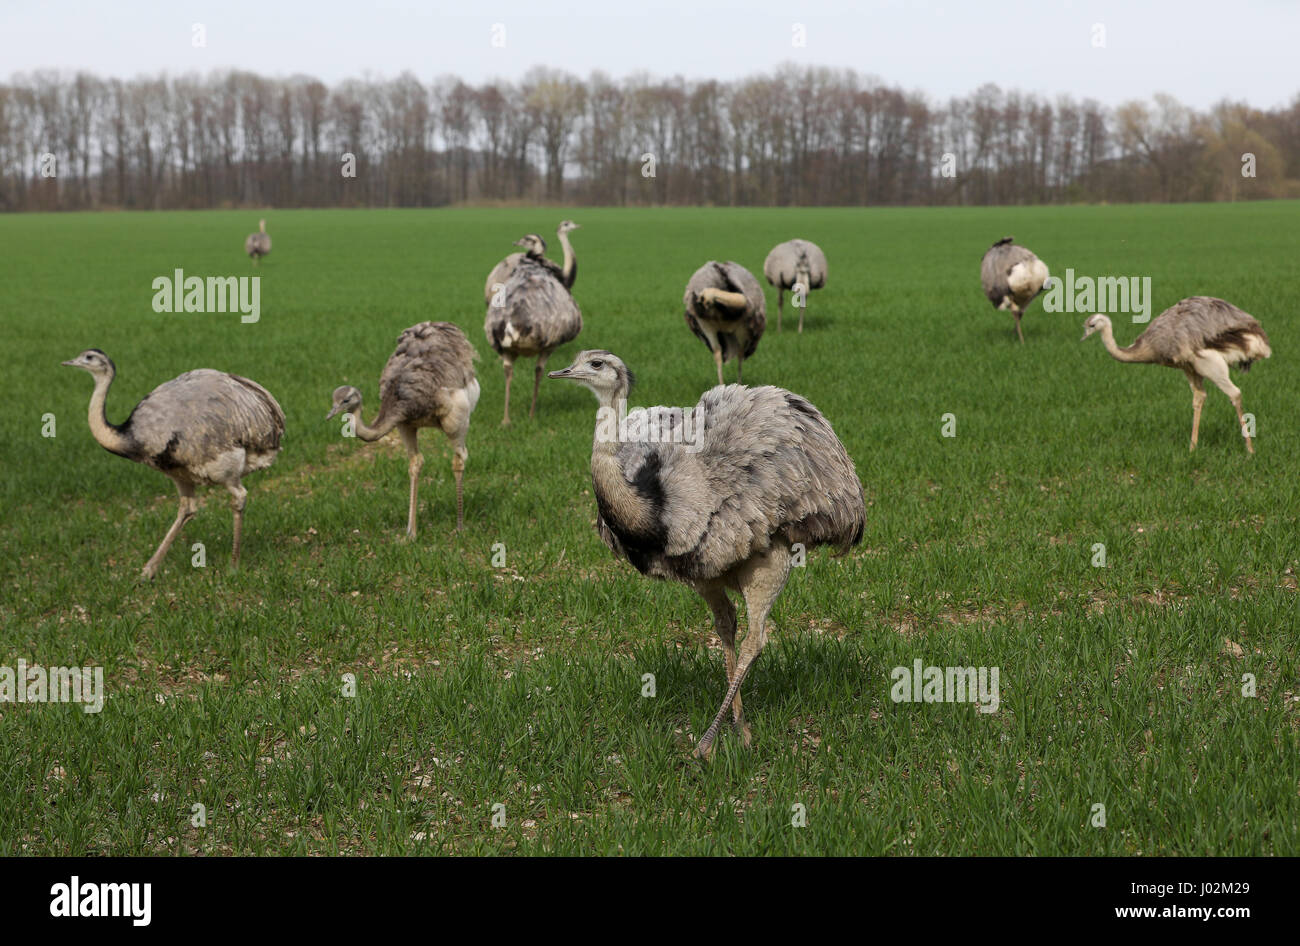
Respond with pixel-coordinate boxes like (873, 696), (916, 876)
(119, 370), (285, 477)
(763, 239), (828, 290)
(595, 384), (866, 582)
(375, 321), (479, 426)
(1135, 296), (1273, 368)
(485, 256), (583, 358)
(980, 237), (1048, 309)
(683, 261), (767, 360)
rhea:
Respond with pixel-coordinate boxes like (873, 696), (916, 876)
(549, 351), (866, 758)
(763, 239), (827, 333)
(484, 234), (583, 425)
(1082, 297), (1271, 453)
(62, 349), (285, 579)
(327, 322), (480, 534)
(980, 237), (1050, 343)
(683, 261), (766, 386)
(483, 221), (580, 305)
(245, 219), (271, 265)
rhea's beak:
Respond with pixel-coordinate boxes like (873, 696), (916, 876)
(325, 404), (342, 420)
(60, 359), (78, 367)
(513, 238), (527, 247)
(547, 366), (574, 380)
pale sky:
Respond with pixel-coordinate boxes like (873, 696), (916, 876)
(2, 0), (1297, 109)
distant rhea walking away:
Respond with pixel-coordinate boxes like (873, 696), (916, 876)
(549, 351), (865, 759)
(980, 237), (1050, 343)
(683, 261), (766, 386)
(327, 322), (480, 533)
(62, 350), (285, 579)
(763, 239), (827, 333)
(484, 234), (582, 425)
(245, 219), (271, 265)
(1082, 297), (1271, 453)
(483, 221), (580, 305)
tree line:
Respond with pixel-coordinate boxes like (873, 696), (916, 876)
(2, 65), (1297, 211)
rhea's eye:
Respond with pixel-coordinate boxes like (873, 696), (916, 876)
(590, 360), (603, 369)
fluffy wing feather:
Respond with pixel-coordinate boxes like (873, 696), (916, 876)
(980, 237), (1046, 309)
(485, 258), (582, 357)
(1139, 296), (1272, 367)
(376, 322), (479, 426)
(763, 239), (828, 290)
(123, 370), (284, 474)
(683, 261), (767, 362)
(595, 385), (865, 581)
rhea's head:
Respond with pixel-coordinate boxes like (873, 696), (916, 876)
(557, 220), (580, 235)
(326, 385), (363, 420)
(548, 350), (634, 402)
(514, 234), (547, 257)
(61, 349), (115, 378)
(1080, 314), (1111, 342)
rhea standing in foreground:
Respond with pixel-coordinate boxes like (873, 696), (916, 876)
(549, 351), (866, 758)
(327, 322), (479, 534)
(245, 219), (271, 264)
(683, 261), (766, 386)
(763, 239), (827, 333)
(62, 350), (285, 579)
(484, 235), (583, 425)
(1082, 297), (1271, 453)
(980, 237), (1050, 343)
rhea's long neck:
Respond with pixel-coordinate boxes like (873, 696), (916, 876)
(350, 403), (400, 442)
(588, 384), (659, 531)
(557, 230), (577, 288)
(86, 370), (133, 456)
(1100, 322), (1149, 363)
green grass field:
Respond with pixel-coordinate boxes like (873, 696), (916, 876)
(1, 203), (1298, 855)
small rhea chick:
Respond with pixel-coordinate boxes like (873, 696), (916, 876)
(62, 349), (285, 579)
(549, 350), (866, 759)
(327, 322), (480, 534)
(1081, 296), (1271, 453)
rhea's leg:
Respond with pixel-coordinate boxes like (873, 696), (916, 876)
(736, 352), (744, 384)
(777, 289), (783, 332)
(1014, 310), (1024, 344)
(142, 481), (197, 580)
(228, 481), (248, 569)
(398, 425), (423, 539)
(694, 545), (792, 759)
(1195, 351), (1250, 453)
(698, 583), (747, 746)
(501, 358), (514, 427)
(531, 353), (548, 419)
(1186, 370), (1206, 451)
(713, 347), (724, 387)
(451, 446), (467, 531)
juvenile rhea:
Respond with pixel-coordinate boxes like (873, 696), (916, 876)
(245, 219), (271, 264)
(550, 350), (866, 759)
(62, 350), (285, 579)
(1082, 297), (1271, 453)
(328, 322), (480, 533)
